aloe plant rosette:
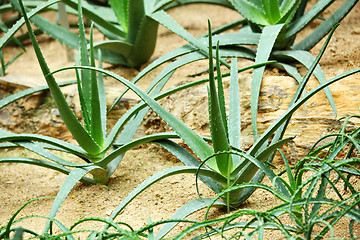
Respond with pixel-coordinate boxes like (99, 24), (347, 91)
(99, 22), (360, 238)
(2, 0), (233, 67)
(222, 0), (359, 139)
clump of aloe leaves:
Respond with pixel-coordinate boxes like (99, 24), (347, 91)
(95, 22), (360, 238)
(0, 0), (220, 234)
(0, 0), (263, 235)
(179, 117), (360, 239)
(220, 0), (359, 140)
(1, 0), (235, 67)
(2, 36), (360, 238)
(1, 0), (360, 239)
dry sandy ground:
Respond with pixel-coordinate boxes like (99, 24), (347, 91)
(0, 0), (360, 239)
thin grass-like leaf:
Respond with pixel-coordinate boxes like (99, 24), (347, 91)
(154, 139), (223, 193)
(2, 197), (53, 239)
(43, 166), (102, 233)
(274, 50), (337, 117)
(156, 198), (226, 240)
(293, 0), (358, 51)
(107, 166), (225, 223)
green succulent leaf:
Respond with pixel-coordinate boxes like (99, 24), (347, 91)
(228, 58), (241, 166)
(207, 24), (231, 176)
(60, 0), (125, 37)
(77, 0), (92, 132)
(263, 0), (280, 24)
(18, 0), (101, 156)
(228, 0), (268, 25)
(251, 24), (284, 140)
(109, 0), (129, 33)
(0, 80), (75, 109)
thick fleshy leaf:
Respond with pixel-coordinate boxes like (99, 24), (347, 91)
(127, 11), (159, 67)
(228, 0), (268, 25)
(60, 0), (124, 37)
(251, 24), (284, 140)
(228, 58), (241, 166)
(109, 0), (129, 33)
(207, 26), (231, 176)
(0, 129), (87, 159)
(277, 0), (301, 24)
(93, 40), (132, 57)
(51, 65), (216, 170)
(262, 0), (280, 24)
(9, 0), (80, 49)
(284, 0), (333, 39)
(150, 10), (229, 68)
(89, 24), (104, 147)
(108, 32), (260, 113)
(2, 0), (61, 48)
(77, 0), (91, 132)
(18, 0), (101, 156)
(0, 157), (95, 184)
(162, 0), (233, 11)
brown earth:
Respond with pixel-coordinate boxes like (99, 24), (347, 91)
(0, 0), (360, 239)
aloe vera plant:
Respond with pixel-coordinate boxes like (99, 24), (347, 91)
(2, 0), (234, 67)
(0, 196), (196, 239)
(0, 0), (260, 234)
(214, 0), (358, 141)
(195, 119), (360, 239)
(97, 23), (360, 238)
(0, 0), (197, 233)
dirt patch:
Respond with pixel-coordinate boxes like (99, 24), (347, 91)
(1, 1), (360, 239)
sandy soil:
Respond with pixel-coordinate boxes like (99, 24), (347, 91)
(0, 0), (360, 239)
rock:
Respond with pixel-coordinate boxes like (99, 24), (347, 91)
(0, 75), (140, 141)
(157, 72), (360, 163)
(0, 74), (46, 110)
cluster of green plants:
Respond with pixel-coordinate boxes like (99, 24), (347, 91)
(1, 0), (358, 135)
(0, 0), (359, 239)
(2, 116), (360, 239)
